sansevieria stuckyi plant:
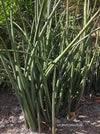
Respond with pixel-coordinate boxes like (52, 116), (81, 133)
(0, 0), (100, 133)
(0, 0), (62, 132)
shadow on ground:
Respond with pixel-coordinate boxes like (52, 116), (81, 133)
(0, 91), (100, 134)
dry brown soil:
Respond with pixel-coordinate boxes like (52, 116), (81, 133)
(0, 92), (100, 134)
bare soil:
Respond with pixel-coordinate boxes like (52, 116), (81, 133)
(0, 91), (100, 134)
